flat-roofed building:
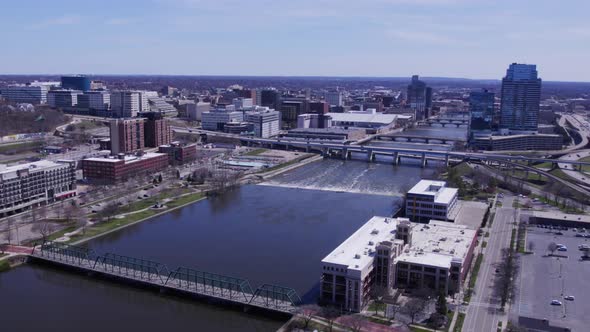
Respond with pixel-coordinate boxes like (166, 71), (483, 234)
(0, 160), (76, 217)
(110, 118), (145, 155)
(1, 82), (58, 104)
(320, 217), (477, 312)
(81, 152), (168, 183)
(111, 91), (140, 118)
(143, 112), (172, 148)
(471, 133), (562, 151)
(47, 89), (81, 108)
(158, 142), (198, 166)
(244, 108), (281, 138)
(394, 221), (477, 294)
(406, 180), (458, 223)
(320, 216), (405, 312)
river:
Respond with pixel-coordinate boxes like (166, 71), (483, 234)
(0, 126), (463, 332)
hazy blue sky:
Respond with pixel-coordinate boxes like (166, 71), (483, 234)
(1, 0), (589, 81)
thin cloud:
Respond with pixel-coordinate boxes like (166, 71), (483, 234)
(105, 18), (136, 26)
(386, 29), (459, 45)
(29, 14), (82, 29)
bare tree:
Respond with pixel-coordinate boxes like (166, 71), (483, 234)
(493, 248), (519, 310)
(547, 242), (558, 256)
(32, 220), (55, 243)
(97, 203), (119, 222)
(4, 217), (14, 245)
(370, 285), (389, 316)
(343, 315), (367, 332)
(295, 304), (321, 330)
(320, 306), (340, 332)
(403, 298), (427, 324)
(527, 241), (535, 253)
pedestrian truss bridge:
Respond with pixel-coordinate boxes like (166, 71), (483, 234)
(31, 242), (301, 314)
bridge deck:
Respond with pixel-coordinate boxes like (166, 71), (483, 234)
(30, 243), (299, 314)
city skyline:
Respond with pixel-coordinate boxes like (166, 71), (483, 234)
(1, 0), (590, 81)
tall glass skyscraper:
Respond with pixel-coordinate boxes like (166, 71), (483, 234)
(407, 75), (431, 120)
(469, 89), (495, 134)
(499, 63), (542, 131)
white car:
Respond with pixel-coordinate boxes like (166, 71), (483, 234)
(551, 300), (563, 306)
(564, 296), (575, 301)
(557, 246), (568, 252)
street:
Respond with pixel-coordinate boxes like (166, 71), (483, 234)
(463, 195), (517, 332)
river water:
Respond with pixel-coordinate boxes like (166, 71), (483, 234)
(0, 126), (464, 332)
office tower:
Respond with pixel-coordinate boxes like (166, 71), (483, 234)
(244, 108), (281, 138)
(407, 75), (430, 120)
(143, 112), (172, 148)
(499, 63), (542, 131)
(325, 91), (344, 107)
(47, 90), (81, 108)
(280, 98), (309, 129)
(469, 89), (495, 135)
(61, 75), (91, 91)
(111, 91), (140, 117)
(110, 118), (145, 155)
(259, 89), (281, 109)
(77, 91), (111, 113)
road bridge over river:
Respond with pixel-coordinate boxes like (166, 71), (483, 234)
(30, 242), (301, 314)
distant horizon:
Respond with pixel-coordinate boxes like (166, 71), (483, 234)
(2, 73), (590, 84)
(1, 1), (589, 81)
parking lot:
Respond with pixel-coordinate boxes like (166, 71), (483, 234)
(513, 226), (590, 331)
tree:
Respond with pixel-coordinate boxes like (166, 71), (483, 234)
(370, 285), (388, 316)
(527, 241), (535, 253)
(320, 306), (340, 332)
(97, 203), (119, 222)
(548, 242), (558, 256)
(342, 315), (367, 332)
(403, 298), (426, 324)
(76, 214), (88, 235)
(435, 290), (448, 315)
(32, 220), (55, 243)
(296, 304), (320, 330)
(493, 248), (519, 310)
(4, 217), (14, 245)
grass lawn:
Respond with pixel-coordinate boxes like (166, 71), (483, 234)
(0, 140), (43, 153)
(580, 156), (590, 172)
(244, 148), (267, 156)
(0, 260), (10, 272)
(482, 241), (488, 248)
(410, 326), (432, 332)
(367, 301), (386, 315)
(464, 253), (484, 302)
(453, 313), (466, 332)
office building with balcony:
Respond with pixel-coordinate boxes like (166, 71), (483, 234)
(109, 118), (145, 155)
(0, 160), (77, 217)
(405, 180), (459, 223)
(499, 63), (542, 131)
(81, 152), (168, 183)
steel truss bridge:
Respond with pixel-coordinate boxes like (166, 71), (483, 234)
(30, 242), (301, 314)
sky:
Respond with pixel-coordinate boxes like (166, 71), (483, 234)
(0, 0), (589, 81)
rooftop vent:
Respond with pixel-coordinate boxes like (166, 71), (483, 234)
(440, 237), (447, 241)
(371, 229), (379, 235)
(354, 254), (361, 259)
(368, 241), (374, 246)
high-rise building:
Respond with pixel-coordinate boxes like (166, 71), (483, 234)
(325, 91), (343, 107)
(61, 75), (91, 91)
(280, 98), (309, 129)
(187, 102), (211, 121)
(259, 89), (281, 109)
(47, 90), (81, 108)
(143, 112), (172, 148)
(499, 63), (542, 131)
(407, 75), (431, 120)
(244, 108), (281, 138)
(201, 108), (244, 131)
(469, 89), (495, 135)
(77, 91), (111, 113)
(111, 91), (140, 117)
(110, 118), (145, 155)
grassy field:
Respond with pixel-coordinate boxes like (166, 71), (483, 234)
(0, 259), (10, 272)
(244, 148), (267, 156)
(464, 253), (484, 303)
(453, 313), (466, 332)
(0, 140), (43, 154)
(581, 156), (590, 172)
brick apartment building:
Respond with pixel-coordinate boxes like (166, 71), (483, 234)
(110, 118), (145, 155)
(144, 112), (172, 148)
(158, 142), (198, 165)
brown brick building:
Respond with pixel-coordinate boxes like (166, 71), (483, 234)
(158, 142), (198, 165)
(144, 112), (172, 148)
(110, 118), (145, 155)
(82, 152), (168, 183)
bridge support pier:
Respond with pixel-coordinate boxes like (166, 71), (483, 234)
(305, 145), (310, 153)
(368, 151), (375, 162)
(445, 154), (450, 166)
(421, 153), (427, 168)
(392, 152), (399, 165)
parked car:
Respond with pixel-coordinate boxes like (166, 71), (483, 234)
(557, 246), (567, 252)
(550, 300), (563, 306)
(564, 296), (575, 301)
(555, 232), (564, 235)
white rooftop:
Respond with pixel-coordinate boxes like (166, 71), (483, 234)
(0, 160), (68, 175)
(326, 112), (399, 125)
(407, 179), (458, 205)
(321, 216), (400, 272)
(84, 152), (166, 164)
(395, 220), (476, 269)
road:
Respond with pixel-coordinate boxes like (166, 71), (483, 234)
(558, 149), (590, 186)
(463, 195), (517, 332)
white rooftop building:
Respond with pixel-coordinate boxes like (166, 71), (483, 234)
(405, 180), (459, 223)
